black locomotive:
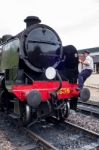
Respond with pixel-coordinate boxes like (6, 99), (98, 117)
(0, 16), (79, 125)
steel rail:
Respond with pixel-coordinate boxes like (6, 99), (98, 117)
(23, 127), (58, 150)
(78, 101), (99, 107)
(77, 101), (99, 117)
(48, 116), (99, 137)
(65, 120), (99, 138)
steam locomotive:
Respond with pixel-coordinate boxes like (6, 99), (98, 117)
(0, 16), (80, 125)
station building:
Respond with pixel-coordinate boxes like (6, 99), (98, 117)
(78, 47), (99, 74)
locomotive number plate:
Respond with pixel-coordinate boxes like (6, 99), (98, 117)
(57, 88), (70, 94)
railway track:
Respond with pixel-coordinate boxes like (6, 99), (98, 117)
(0, 113), (57, 150)
(77, 101), (99, 118)
(0, 111), (99, 150)
(11, 99), (99, 150)
(22, 117), (99, 150)
(23, 127), (58, 150)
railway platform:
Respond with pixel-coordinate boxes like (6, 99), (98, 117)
(85, 74), (99, 89)
(84, 74), (99, 102)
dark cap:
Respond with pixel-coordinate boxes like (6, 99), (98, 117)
(24, 16), (41, 28)
(83, 50), (90, 54)
(24, 16), (41, 23)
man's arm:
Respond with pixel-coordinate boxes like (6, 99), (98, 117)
(79, 59), (90, 66)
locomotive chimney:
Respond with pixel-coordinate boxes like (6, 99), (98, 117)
(24, 16), (41, 28)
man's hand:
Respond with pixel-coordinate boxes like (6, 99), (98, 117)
(79, 59), (82, 63)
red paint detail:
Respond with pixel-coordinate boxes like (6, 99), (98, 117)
(12, 81), (79, 102)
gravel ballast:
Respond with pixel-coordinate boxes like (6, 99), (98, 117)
(68, 110), (99, 133)
(0, 113), (41, 150)
(30, 112), (99, 150)
(0, 109), (99, 150)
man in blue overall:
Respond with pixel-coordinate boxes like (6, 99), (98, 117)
(78, 50), (93, 90)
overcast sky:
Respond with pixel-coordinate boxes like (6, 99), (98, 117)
(0, 0), (99, 49)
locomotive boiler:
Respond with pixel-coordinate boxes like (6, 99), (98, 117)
(0, 16), (80, 125)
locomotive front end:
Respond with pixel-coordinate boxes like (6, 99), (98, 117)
(0, 16), (80, 126)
